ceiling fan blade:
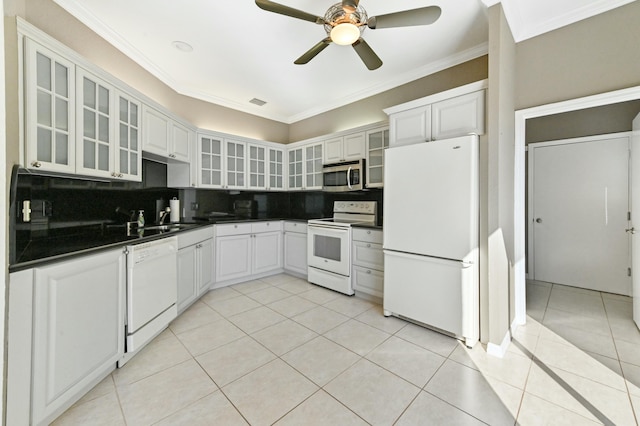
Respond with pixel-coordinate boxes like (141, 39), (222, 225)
(255, 0), (325, 24)
(342, 0), (359, 13)
(352, 38), (382, 70)
(294, 38), (332, 64)
(367, 6), (442, 29)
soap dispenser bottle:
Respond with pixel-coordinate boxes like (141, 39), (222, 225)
(137, 210), (145, 228)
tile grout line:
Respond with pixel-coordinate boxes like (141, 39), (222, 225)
(601, 289), (640, 426)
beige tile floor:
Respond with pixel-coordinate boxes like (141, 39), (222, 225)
(52, 275), (640, 425)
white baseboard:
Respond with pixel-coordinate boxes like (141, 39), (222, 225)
(486, 329), (511, 358)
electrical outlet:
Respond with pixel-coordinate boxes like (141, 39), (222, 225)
(190, 202), (199, 210)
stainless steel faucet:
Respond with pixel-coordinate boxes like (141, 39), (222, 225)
(159, 207), (171, 225)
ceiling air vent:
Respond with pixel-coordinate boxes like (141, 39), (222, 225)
(249, 98), (267, 106)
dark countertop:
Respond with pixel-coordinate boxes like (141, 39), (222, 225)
(9, 221), (213, 272)
(10, 217), (382, 272)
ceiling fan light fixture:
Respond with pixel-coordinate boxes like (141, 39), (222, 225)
(330, 23), (360, 45)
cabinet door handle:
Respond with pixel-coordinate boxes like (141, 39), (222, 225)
(31, 161), (42, 168)
(366, 270), (371, 274)
(367, 243), (371, 248)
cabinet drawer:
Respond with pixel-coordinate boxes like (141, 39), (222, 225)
(252, 221), (282, 233)
(353, 266), (384, 298)
(352, 228), (383, 244)
(215, 223), (252, 236)
(284, 221), (307, 233)
(352, 241), (383, 270)
(178, 226), (214, 248)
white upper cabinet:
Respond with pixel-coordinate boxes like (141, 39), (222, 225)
(323, 132), (365, 163)
(76, 69), (142, 181)
(247, 145), (284, 191)
(170, 121), (192, 162)
(198, 132), (224, 188)
(267, 147), (285, 191)
(197, 133), (280, 191)
(24, 38), (76, 174)
(365, 127), (389, 188)
(247, 143), (267, 190)
(387, 82), (487, 147)
(141, 106), (169, 155)
(115, 92), (142, 181)
(24, 36), (141, 181)
(389, 105), (432, 147)
(76, 69), (113, 179)
(287, 141), (323, 191)
(225, 139), (246, 189)
(431, 90), (485, 141)
(142, 105), (192, 162)
(305, 142), (324, 190)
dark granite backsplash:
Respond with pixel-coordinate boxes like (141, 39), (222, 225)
(11, 162), (383, 264)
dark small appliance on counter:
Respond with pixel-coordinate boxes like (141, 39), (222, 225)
(233, 200), (257, 219)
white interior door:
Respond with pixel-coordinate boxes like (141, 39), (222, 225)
(631, 114), (640, 328)
(530, 135), (630, 295)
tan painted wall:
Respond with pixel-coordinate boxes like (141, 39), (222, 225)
(515, 1), (640, 110)
(289, 56), (488, 142)
(486, 4), (516, 346)
(4, 16), (19, 167)
(526, 100), (640, 144)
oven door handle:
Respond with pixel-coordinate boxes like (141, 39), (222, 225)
(308, 224), (351, 232)
(347, 166), (353, 190)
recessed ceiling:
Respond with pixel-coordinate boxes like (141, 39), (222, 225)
(51, 0), (632, 124)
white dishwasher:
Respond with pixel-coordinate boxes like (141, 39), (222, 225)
(120, 236), (178, 366)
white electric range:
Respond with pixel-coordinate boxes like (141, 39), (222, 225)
(307, 201), (377, 295)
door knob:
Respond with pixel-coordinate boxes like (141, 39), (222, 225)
(535, 218), (542, 223)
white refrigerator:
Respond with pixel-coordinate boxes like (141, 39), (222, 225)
(383, 135), (479, 346)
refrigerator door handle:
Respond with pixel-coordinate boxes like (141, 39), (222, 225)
(383, 249), (473, 267)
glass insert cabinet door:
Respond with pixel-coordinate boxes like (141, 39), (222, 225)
(366, 127), (389, 188)
(305, 143), (323, 189)
(199, 134), (223, 188)
(226, 140), (246, 189)
(76, 69), (113, 178)
(25, 38), (76, 173)
(115, 93), (141, 181)
(248, 144), (266, 189)
(268, 148), (284, 190)
(288, 147), (303, 190)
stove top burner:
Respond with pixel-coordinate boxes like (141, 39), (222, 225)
(308, 200), (378, 227)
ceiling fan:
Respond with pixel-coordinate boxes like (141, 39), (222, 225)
(255, 0), (442, 70)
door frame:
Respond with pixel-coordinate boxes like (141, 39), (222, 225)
(514, 85), (640, 326)
(527, 132), (632, 292)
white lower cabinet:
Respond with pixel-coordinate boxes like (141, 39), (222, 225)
(352, 227), (384, 299)
(253, 230), (283, 275)
(20, 249), (125, 426)
(177, 226), (214, 313)
(215, 221), (283, 284)
(283, 221), (308, 277)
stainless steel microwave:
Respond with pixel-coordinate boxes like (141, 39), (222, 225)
(322, 159), (365, 192)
